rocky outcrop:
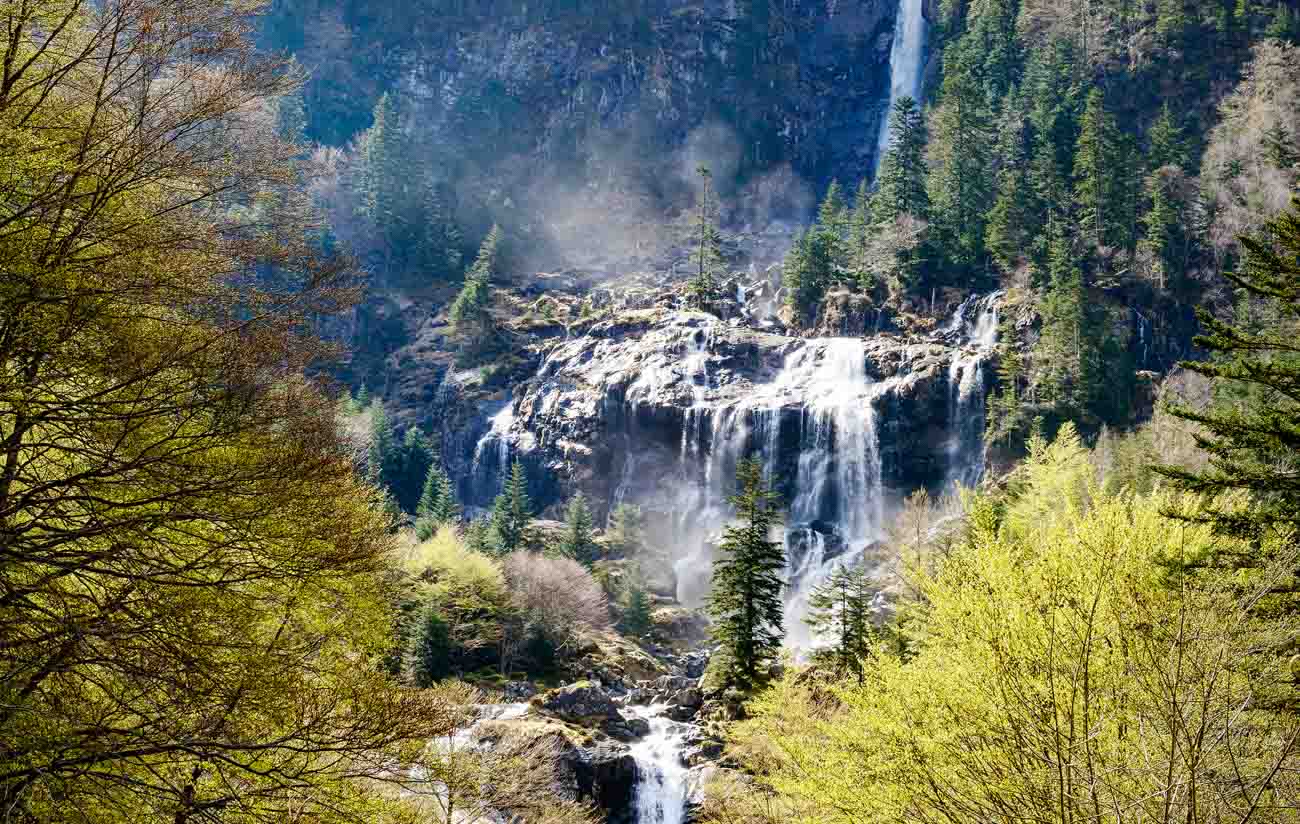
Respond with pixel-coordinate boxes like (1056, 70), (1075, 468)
(460, 304), (988, 589)
(532, 681), (651, 741)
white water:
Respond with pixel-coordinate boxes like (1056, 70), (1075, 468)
(668, 335), (894, 645)
(945, 293), (1001, 489)
(874, 0), (927, 179)
(628, 705), (689, 824)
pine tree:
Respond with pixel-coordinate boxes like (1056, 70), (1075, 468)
(1156, 198), (1300, 561)
(1147, 104), (1187, 173)
(849, 179), (876, 290)
(449, 226), (501, 354)
(707, 458), (786, 689)
(873, 97), (930, 225)
(927, 59), (996, 274)
(463, 517), (500, 557)
(368, 401), (399, 490)
(489, 460), (532, 555)
(1074, 89), (1126, 251)
(415, 463), (459, 539)
(620, 577), (654, 639)
(1034, 219), (1102, 423)
(782, 228), (836, 327)
(560, 492), (598, 567)
(686, 166), (724, 312)
(607, 502), (645, 556)
(805, 564), (874, 683)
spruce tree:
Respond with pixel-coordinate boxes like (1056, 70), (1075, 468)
(1156, 199), (1300, 563)
(415, 463), (459, 539)
(489, 459), (532, 555)
(686, 166), (724, 312)
(560, 492), (598, 567)
(873, 97), (930, 225)
(707, 458), (786, 689)
(849, 179), (876, 290)
(927, 59), (996, 274)
(805, 564), (874, 683)
(449, 226), (501, 354)
(621, 577), (654, 639)
(1074, 89), (1127, 251)
(607, 502), (645, 557)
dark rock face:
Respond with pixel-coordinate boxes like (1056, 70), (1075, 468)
(459, 308), (985, 539)
(279, 1), (907, 220)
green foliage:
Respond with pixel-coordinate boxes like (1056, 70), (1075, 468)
(686, 166), (725, 312)
(416, 462), (460, 539)
(559, 492), (599, 566)
(723, 429), (1299, 824)
(707, 458), (786, 689)
(872, 97), (929, 225)
(1155, 198), (1300, 610)
(620, 576), (654, 639)
(804, 564), (874, 682)
(606, 502), (645, 556)
(450, 225), (502, 356)
(927, 55), (996, 276)
(490, 460), (533, 555)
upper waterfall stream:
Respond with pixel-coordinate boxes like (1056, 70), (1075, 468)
(875, 0), (927, 177)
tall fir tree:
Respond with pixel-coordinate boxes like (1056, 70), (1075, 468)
(620, 575), (654, 639)
(607, 502), (645, 557)
(873, 97), (930, 225)
(1074, 89), (1128, 251)
(449, 226), (501, 355)
(927, 58), (996, 275)
(686, 166), (724, 312)
(707, 458), (786, 689)
(490, 459), (533, 555)
(805, 564), (874, 683)
(560, 492), (598, 567)
(1156, 198), (1300, 580)
(415, 463), (459, 540)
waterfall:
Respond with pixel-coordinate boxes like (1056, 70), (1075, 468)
(470, 401), (516, 501)
(668, 336), (891, 644)
(628, 706), (689, 824)
(945, 293), (1001, 489)
(874, 0), (927, 178)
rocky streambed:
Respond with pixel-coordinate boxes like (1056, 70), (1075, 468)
(453, 651), (730, 823)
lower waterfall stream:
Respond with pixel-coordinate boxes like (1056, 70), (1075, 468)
(627, 705), (689, 824)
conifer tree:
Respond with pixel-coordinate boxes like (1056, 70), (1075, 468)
(449, 226), (501, 354)
(805, 564), (874, 683)
(490, 460), (532, 555)
(873, 97), (930, 225)
(560, 492), (598, 567)
(849, 179), (876, 289)
(368, 401), (399, 489)
(607, 502), (645, 556)
(1156, 198), (1300, 570)
(415, 463), (460, 539)
(927, 60), (996, 274)
(621, 577), (654, 639)
(1074, 89), (1128, 251)
(687, 166), (725, 311)
(707, 458), (786, 689)
(1035, 220), (1103, 422)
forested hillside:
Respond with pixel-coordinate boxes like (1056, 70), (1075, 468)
(4, 0), (1300, 822)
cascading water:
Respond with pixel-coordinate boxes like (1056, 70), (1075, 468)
(945, 293), (1001, 489)
(874, 0), (927, 178)
(667, 334), (893, 645)
(628, 706), (689, 824)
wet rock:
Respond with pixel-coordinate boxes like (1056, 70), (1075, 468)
(502, 680), (537, 701)
(533, 682), (621, 725)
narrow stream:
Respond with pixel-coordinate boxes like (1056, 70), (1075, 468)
(627, 705), (689, 824)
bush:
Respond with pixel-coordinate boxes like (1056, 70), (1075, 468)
(499, 552), (610, 673)
(400, 527), (511, 679)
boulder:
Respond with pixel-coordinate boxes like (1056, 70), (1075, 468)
(532, 682), (620, 725)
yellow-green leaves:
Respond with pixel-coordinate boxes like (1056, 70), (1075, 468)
(722, 431), (1300, 824)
